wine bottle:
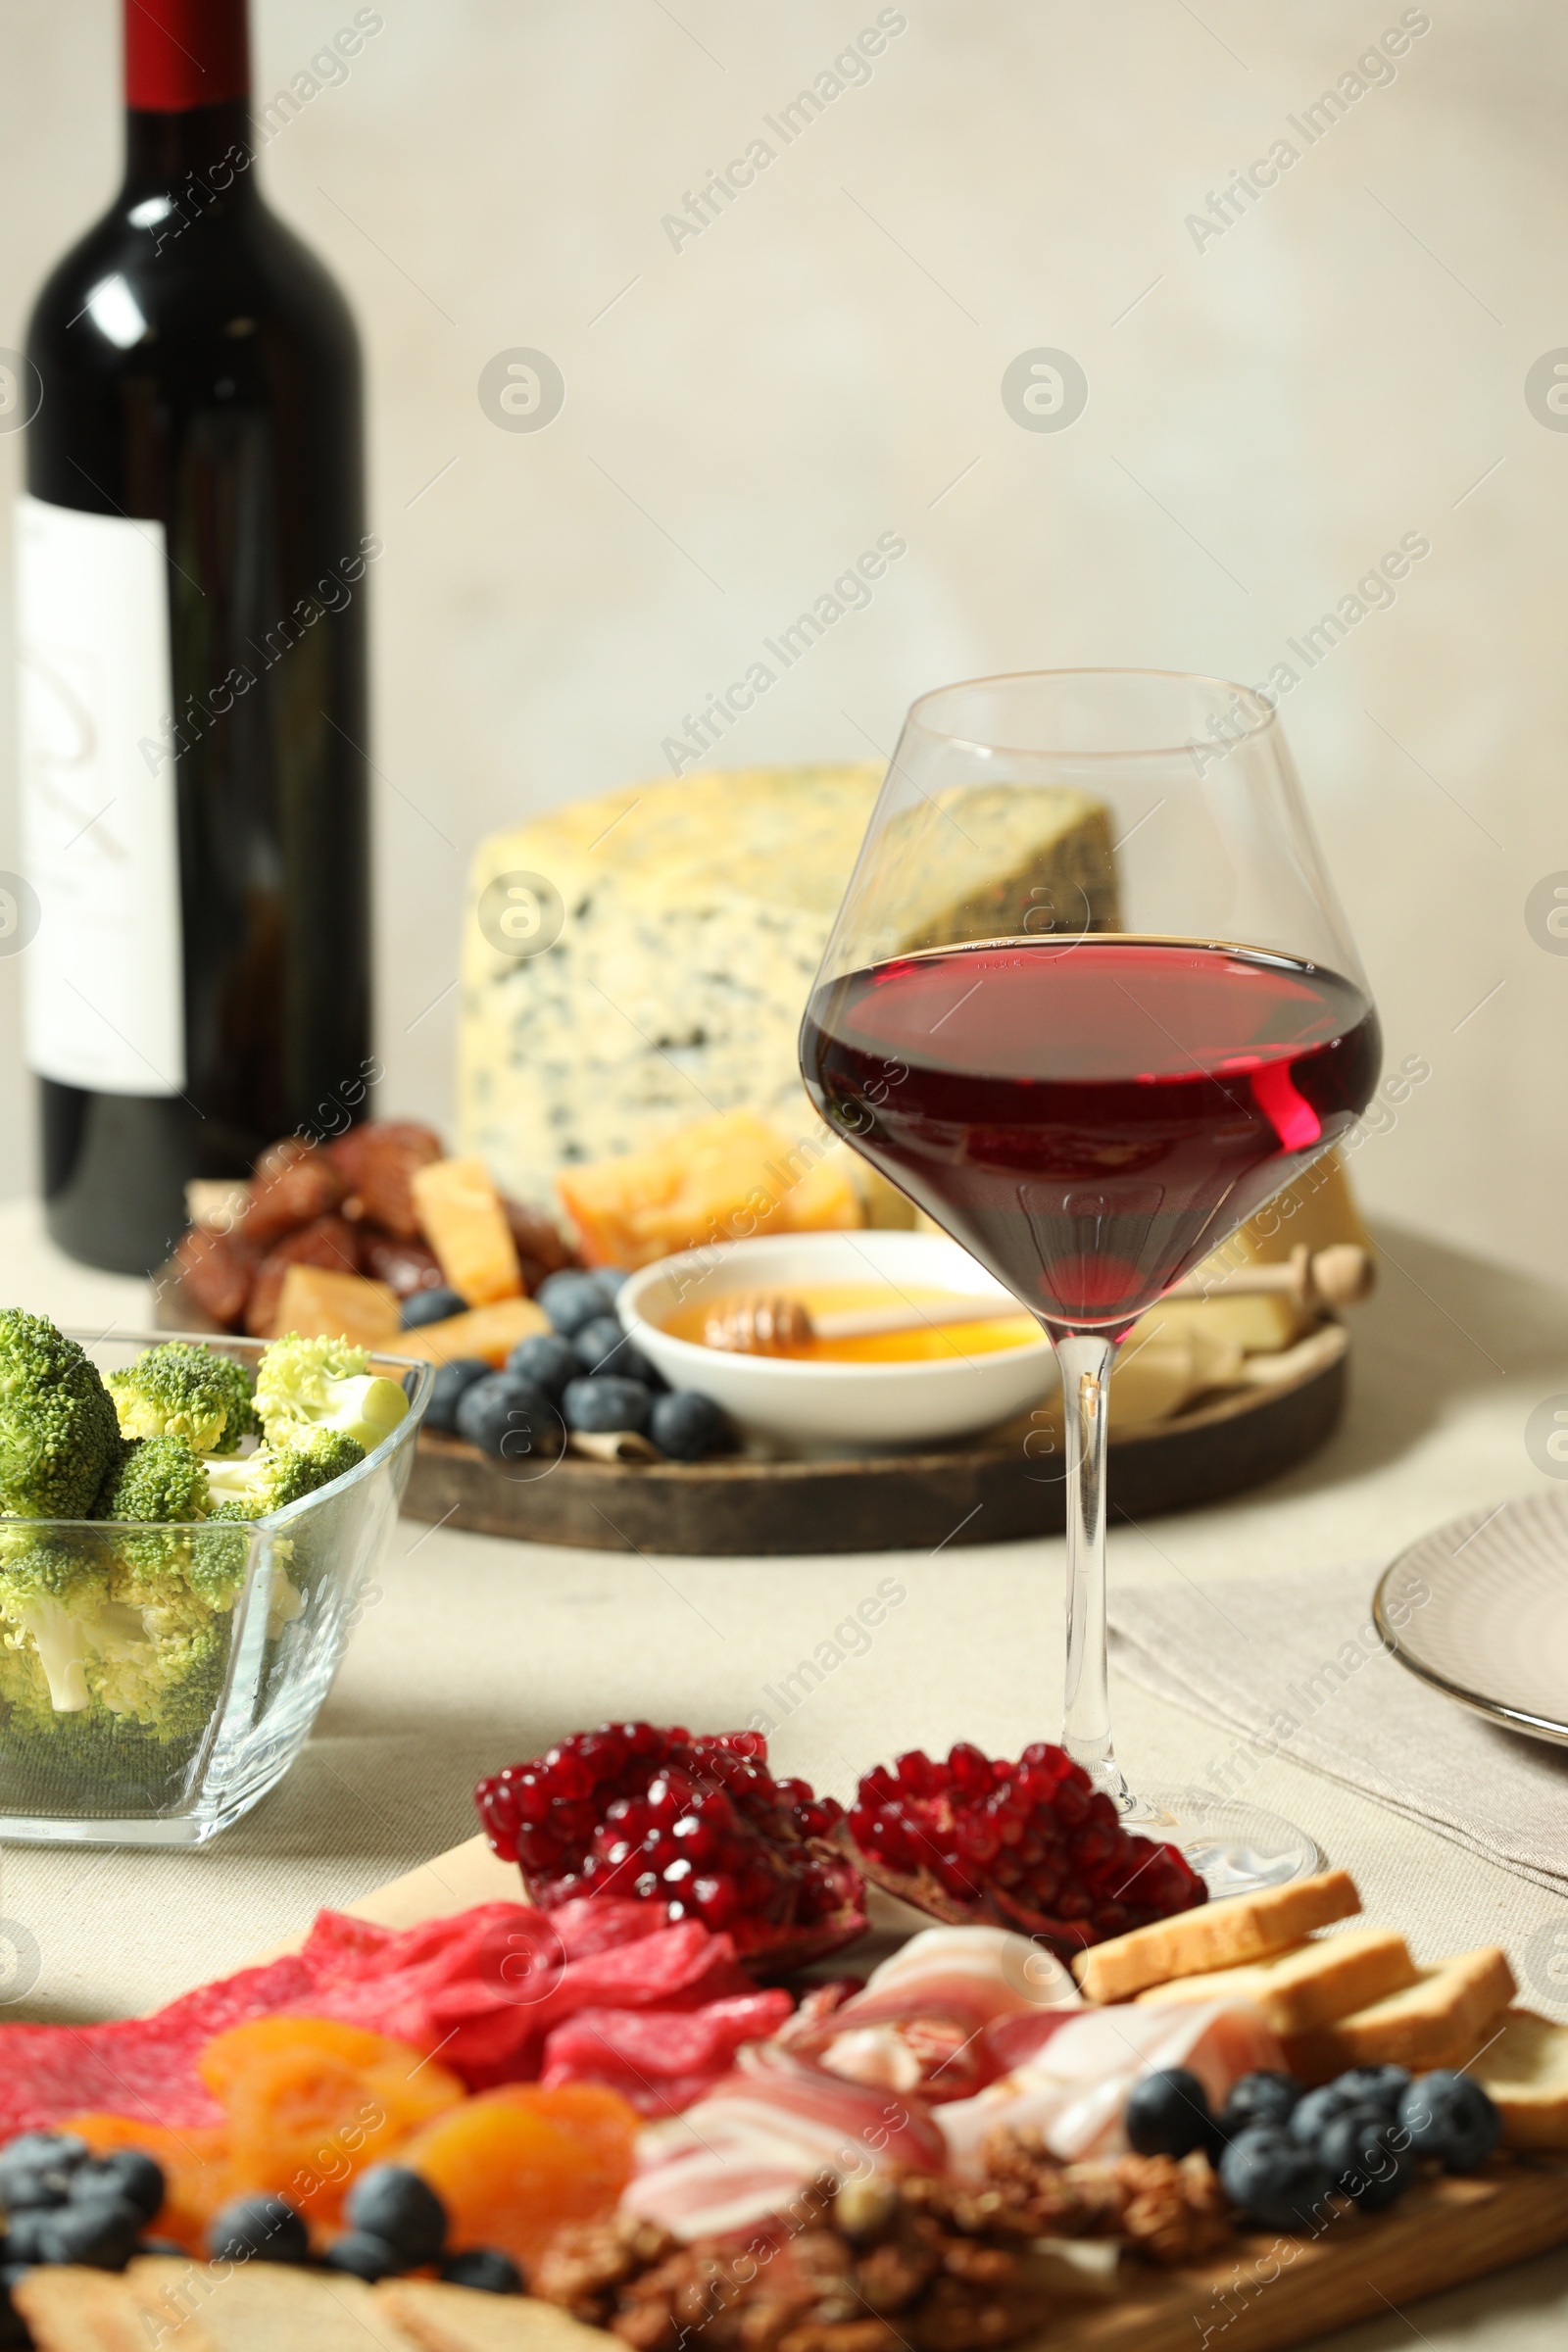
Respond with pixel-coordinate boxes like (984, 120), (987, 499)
(16, 0), (372, 1275)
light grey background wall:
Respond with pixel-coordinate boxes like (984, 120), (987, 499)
(0, 1), (1562, 1280)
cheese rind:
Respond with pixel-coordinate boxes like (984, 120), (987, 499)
(459, 764), (1118, 1212)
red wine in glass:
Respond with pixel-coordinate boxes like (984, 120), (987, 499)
(801, 937), (1381, 1337)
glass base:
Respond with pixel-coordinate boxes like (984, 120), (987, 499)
(1121, 1786), (1325, 1898)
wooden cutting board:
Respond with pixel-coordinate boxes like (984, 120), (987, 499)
(295, 1833), (1568, 2352)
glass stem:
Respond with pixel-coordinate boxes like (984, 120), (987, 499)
(1055, 1333), (1129, 1808)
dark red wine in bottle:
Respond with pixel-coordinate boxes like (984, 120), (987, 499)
(17, 0), (373, 1273)
(801, 938), (1380, 1332)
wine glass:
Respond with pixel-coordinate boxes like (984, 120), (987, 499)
(800, 669), (1380, 1894)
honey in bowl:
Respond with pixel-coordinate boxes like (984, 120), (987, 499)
(662, 1283), (1040, 1365)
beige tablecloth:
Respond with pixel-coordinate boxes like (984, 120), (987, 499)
(3, 1196), (1568, 2350)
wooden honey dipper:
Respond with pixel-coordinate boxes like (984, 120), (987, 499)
(701, 1242), (1373, 1356)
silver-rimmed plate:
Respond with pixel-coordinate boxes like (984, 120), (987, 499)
(1374, 1491), (1568, 1747)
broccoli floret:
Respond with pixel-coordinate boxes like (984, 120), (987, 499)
(205, 1429), (366, 1521)
(0, 1526), (116, 1712)
(0, 1310), (122, 1520)
(105, 1342), (258, 1456)
(100, 1433), (214, 1526)
(255, 1334), (409, 1457)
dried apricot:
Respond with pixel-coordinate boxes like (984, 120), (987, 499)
(198, 2017), (465, 2230)
(396, 2083), (638, 2269)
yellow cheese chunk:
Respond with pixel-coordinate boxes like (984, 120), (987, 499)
(397, 1297), (549, 1368)
(411, 1156), (522, 1306)
(274, 1266), (401, 1350)
(557, 1109), (861, 1272)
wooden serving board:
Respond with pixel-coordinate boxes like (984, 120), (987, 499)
(400, 1335), (1348, 1555)
(302, 1832), (1568, 2352)
(155, 1268), (1348, 1555)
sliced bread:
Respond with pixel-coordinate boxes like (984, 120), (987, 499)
(1471, 2007), (1568, 2149)
(1073, 1867), (1361, 2003)
(377, 2282), (614, 2352)
(1283, 1945), (1517, 2083)
(1132, 1924), (1418, 2035)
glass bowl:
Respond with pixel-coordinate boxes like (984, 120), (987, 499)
(0, 1332), (433, 1847)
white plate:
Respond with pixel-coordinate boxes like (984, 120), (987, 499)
(1374, 1490), (1568, 1747)
(620, 1230), (1059, 1451)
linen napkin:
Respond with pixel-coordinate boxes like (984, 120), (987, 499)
(1107, 1561), (1568, 1897)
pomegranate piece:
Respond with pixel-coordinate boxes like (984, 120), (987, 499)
(475, 1724), (867, 1975)
(844, 1741), (1206, 1957)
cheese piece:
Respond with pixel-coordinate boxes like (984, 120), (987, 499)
(397, 1298), (549, 1368)
(459, 764), (1118, 1211)
(1132, 1926), (1418, 2036)
(557, 1108), (861, 1271)
(274, 1265), (401, 1349)
(411, 1155), (522, 1305)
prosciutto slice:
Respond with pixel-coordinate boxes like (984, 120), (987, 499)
(622, 2042), (947, 2240)
(937, 1997), (1285, 2171)
(790, 1925), (1081, 2104)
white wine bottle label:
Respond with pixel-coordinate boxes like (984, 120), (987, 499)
(15, 493), (186, 1096)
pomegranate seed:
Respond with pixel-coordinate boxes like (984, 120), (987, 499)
(843, 1739), (1206, 1956)
(472, 1722), (867, 1970)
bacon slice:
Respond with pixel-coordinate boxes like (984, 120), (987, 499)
(786, 1925), (1081, 2104)
(622, 2042), (947, 2240)
(937, 1997), (1285, 2170)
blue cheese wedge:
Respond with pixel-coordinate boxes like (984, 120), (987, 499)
(459, 764), (1117, 1210)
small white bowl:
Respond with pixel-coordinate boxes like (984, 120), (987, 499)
(619, 1231), (1058, 1452)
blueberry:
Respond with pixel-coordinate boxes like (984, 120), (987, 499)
(74, 2149), (165, 2223)
(136, 2237), (187, 2258)
(650, 1390), (727, 1463)
(0, 2132), (85, 2210)
(572, 1315), (659, 1386)
(563, 1376), (653, 1436)
(323, 2230), (404, 2280)
(27, 2194), (144, 2270)
(1319, 2110), (1415, 2213)
(441, 2247), (523, 2294)
(506, 1334), (581, 1399)
(1334, 2064), (1411, 2117)
(1290, 2082), (1362, 2147)
(207, 2194), (310, 2265)
(401, 1285), (466, 1330)
(592, 1269), (627, 1302)
(1220, 2071), (1303, 2137)
(424, 1356), (492, 1434)
(0, 2169), (72, 2214)
(455, 1375), (562, 1464)
(345, 2166), (447, 2268)
(1218, 2125), (1333, 2230)
(1396, 2070), (1500, 2172)
(1125, 2068), (1213, 2159)
(537, 1271), (615, 1338)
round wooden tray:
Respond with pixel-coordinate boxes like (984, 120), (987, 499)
(402, 1331), (1348, 1555)
(155, 1269), (1347, 1555)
